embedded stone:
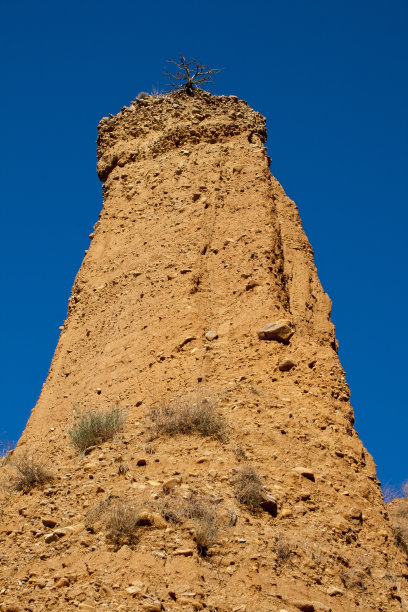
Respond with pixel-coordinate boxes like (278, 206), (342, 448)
(126, 585), (142, 595)
(292, 467), (315, 482)
(163, 477), (181, 491)
(278, 357), (297, 371)
(327, 586), (343, 596)
(41, 517), (58, 528)
(174, 548), (194, 556)
(260, 494), (278, 516)
(44, 532), (59, 544)
(281, 508), (292, 518)
(257, 320), (295, 343)
(142, 602), (162, 612)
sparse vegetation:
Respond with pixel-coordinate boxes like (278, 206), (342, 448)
(9, 453), (53, 492)
(160, 491), (220, 556)
(148, 394), (227, 442)
(275, 536), (291, 562)
(104, 501), (141, 550)
(86, 497), (141, 550)
(233, 445), (248, 462)
(233, 465), (265, 512)
(0, 442), (14, 466)
(194, 515), (219, 556)
(385, 481), (408, 555)
(389, 497), (408, 555)
(340, 567), (366, 591)
(69, 406), (125, 452)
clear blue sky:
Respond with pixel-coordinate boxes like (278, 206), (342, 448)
(1, 0), (407, 492)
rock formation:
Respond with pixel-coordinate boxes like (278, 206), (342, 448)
(1, 90), (407, 611)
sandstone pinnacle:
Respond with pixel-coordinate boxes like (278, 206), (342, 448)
(0, 89), (406, 611)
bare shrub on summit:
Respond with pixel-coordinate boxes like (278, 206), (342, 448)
(148, 394), (227, 442)
(165, 55), (222, 95)
(9, 453), (53, 492)
(233, 465), (265, 512)
(69, 406), (125, 453)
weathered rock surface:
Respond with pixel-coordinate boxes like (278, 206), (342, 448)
(0, 90), (406, 611)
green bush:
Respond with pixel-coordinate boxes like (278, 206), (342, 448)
(69, 407), (125, 453)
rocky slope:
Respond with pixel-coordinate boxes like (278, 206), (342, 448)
(0, 90), (407, 611)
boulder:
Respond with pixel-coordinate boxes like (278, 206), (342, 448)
(257, 320), (295, 343)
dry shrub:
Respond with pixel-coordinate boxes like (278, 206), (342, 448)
(161, 494), (186, 524)
(69, 406), (125, 453)
(104, 502), (141, 550)
(0, 442), (14, 466)
(10, 453), (53, 492)
(383, 484), (401, 503)
(85, 497), (113, 533)
(388, 497), (408, 555)
(340, 568), (366, 591)
(187, 493), (220, 556)
(86, 497), (141, 550)
(194, 517), (219, 556)
(148, 394), (227, 442)
(233, 446), (247, 462)
(275, 536), (291, 562)
(160, 491), (219, 556)
(395, 528), (408, 555)
(233, 465), (265, 512)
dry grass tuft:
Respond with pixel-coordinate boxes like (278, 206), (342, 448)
(9, 454), (53, 492)
(233, 465), (265, 512)
(69, 406), (125, 453)
(148, 394), (227, 442)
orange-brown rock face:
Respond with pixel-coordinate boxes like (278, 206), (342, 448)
(1, 91), (407, 611)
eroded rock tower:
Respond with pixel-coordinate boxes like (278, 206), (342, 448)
(1, 91), (407, 611)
